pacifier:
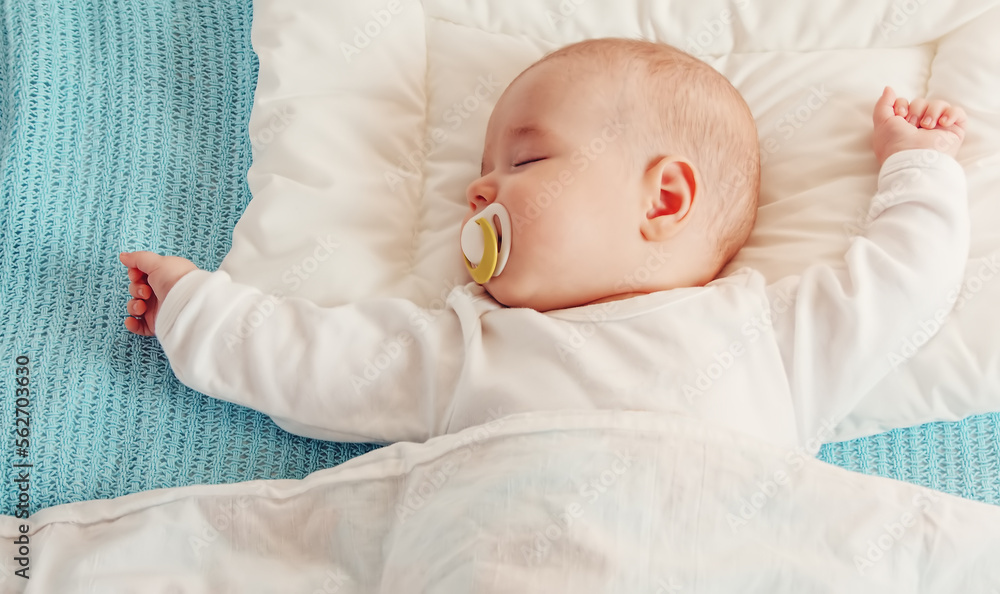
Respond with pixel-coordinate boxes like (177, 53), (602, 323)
(461, 203), (512, 284)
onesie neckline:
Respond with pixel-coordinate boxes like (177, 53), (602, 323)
(544, 268), (756, 322)
(545, 285), (705, 322)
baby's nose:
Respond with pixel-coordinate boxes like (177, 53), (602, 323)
(465, 176), (496, 209)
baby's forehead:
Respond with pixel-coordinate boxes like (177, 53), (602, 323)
(476, 61), (632, 169)
(491, 70), (620, 131)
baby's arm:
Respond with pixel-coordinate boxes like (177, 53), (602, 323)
(119, 252), (464, 443)
(771, 87), (969, 441)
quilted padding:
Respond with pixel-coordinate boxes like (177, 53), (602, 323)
(222, 0), (1000, 442)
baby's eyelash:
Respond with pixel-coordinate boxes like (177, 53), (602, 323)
(513, 157), (545, 167)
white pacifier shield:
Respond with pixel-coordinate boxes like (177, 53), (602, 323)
(461, 202), (512, 276)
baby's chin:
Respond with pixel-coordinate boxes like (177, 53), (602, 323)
(483, 274), (590, 312)
(481, 277), (519, 308)
(482, 274), (541, 310)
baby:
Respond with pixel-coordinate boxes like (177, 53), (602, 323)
(119, 39), (969, 450)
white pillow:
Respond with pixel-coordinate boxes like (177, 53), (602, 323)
(223, 0), (1000, 442)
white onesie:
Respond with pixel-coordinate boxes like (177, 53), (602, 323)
(155, 149), (969, 452)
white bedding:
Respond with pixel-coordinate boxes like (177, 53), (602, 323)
(2, 410), (999, 592)
(6, 2), (1000, 590)
(225, 0), (1000, 442)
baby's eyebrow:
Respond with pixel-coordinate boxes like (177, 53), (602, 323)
(480, 125), (550, 175)
(507, 124), (549, 140)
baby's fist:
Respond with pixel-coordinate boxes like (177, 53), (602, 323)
(119, 251), (199, 336)
(872, 87), (967, 166)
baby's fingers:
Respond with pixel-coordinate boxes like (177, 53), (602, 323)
(939, 104), (967, 127)
(124, 314), (153, 337)
(906, 98), (927, 125)
(129, 281), (151, 299)
(120, 251), (165, 277)
(892, 96), (909, 118)
(917, 100), (951, 129)
(127, 298), (147, 316)
(874, 87), (899, 125)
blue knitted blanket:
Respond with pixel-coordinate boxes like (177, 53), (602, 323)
(0, 0), (997, 517)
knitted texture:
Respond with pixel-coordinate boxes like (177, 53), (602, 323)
(0, 0), (997, 517)
(0, 0), (380, 516)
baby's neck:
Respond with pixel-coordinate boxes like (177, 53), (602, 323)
(582, 291), (648, 306)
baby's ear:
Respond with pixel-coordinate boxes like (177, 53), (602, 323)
(640, 156), (699, 242)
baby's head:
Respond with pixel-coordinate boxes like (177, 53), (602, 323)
(461, 38), (760, 311)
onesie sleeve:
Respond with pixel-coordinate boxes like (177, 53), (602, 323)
(154, 270), (466, 443)
(765, 149), (970, 443)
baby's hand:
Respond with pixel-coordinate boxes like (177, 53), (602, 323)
(119, 251), (199, 336)
(872, 86), (967, 166)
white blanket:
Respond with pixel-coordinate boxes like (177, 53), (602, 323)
(3, 410), (999, 592)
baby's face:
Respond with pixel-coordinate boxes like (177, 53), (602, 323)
(463, 60), (645, 311)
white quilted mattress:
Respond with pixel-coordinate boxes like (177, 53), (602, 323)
(223, 0), (1000, 442)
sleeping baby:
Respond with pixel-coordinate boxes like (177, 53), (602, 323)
(118, 38), (969, 451)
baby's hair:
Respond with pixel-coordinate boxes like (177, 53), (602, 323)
(530, 38), (761, 274)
